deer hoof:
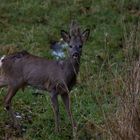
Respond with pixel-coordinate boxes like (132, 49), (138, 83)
(55, 127), (60, 133)
(12, 121), (22, 130)
(73, 122), (77, 129)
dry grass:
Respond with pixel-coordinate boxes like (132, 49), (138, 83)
(105, 22), (140, 139)
(108, 58), (140, 140)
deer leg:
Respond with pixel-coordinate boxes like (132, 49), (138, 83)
(61, 93), (76, 131)
(0, 76), (7, 88)
(4, 86), (20, 129)
(50, 91), (60, 132)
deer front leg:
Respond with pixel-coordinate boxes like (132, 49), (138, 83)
(4, 86), (20, 129)
(61, 93), (77, 132)
(50, 91), (60, 132)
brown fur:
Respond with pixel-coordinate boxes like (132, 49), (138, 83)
(0, 21), (90, 132)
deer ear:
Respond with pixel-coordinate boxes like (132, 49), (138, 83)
(61, 30), (70, 42)
(82, 29), (90, 43)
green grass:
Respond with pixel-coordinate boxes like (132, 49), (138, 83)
(0, 0), (139, 139)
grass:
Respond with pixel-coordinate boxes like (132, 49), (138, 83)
(0, 0), (140, 139)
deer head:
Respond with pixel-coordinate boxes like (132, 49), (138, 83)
(61, 21), (90, 60)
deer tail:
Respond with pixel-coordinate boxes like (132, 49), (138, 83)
(0, 55), (6, 68)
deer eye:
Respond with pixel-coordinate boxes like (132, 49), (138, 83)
(79, 45), (82, 48)
(69, 45), (72, 48)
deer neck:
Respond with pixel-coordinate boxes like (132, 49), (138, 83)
(60, 57), (80, 89)
(61, 56), (80, 84)
(68, 56), (80, 74)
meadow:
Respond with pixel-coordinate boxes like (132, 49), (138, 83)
(0, 0), (139, 139)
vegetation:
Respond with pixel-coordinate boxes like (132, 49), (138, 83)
(0, 0), (139, 139)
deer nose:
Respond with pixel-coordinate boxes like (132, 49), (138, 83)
(72, 52), (79, 59)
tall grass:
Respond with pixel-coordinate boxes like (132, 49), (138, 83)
(108, 59), (140, 140)
(104, 23), (140, 139)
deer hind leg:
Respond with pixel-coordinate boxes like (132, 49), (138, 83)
(0, 76), (7, 88)
(50, 90), (60, 132)
(4, 86), (20, 129)
(61, 93), (77, 132)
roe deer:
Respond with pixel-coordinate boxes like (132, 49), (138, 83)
(0, 21), (90, 132)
